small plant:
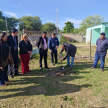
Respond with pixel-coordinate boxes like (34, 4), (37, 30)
(62, 96), (75, 105)
(60, 36), (68, 45)
(30, 54), (39, 60)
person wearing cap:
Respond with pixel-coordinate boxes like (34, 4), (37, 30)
(36, 32), (49, 70)
(60, 43), (77, 70)
(91, 32), (108, 71)
(48, 33), (59, 66)
(7, 29), (19, 77)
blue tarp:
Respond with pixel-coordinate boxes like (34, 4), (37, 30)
(32, 34), (61, 55)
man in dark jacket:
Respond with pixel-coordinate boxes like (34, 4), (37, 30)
(60, 43), (77, 70)
(48, 33), (59, 65)
(36, 32), (49, 70)
(91, 32), (108, 71)
(7, 29), (19, 78)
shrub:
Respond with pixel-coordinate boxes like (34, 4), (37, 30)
(60, 36), (68, 45)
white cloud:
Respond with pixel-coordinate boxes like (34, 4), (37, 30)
(64, 18), (82, 25)
(24, 13), (32, 16)
(5, 11), (17, 17)
(60, 18), (82, 29)
(42, 18), (82, 30)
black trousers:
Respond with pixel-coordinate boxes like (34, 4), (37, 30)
(39, 49), (48, 68)
(51, 49), (57, 63)
(9, 50), (19, 75)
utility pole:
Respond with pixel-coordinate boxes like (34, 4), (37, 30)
(5, 16), (8, 33)
(23, 22), (24, 34)
(59, 18), (60, 31)
(56, 8), (58, 33)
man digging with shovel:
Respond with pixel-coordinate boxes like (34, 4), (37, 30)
(60, 43), (77, 70)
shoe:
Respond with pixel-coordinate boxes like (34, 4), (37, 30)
(52, 63), (55, 66)
(70, 67), (73, 70)
(66, 65), (70, 67)
(101, 69), (104, 72)
(40, 67), (43, 70)
(2, 84), (7, 86)
(45, 67), (50, 70)
(91, 67), (95, 69)
(55, 62), (59, 65)
(14, 73), (21, 76)
(9, 75), (14, 78)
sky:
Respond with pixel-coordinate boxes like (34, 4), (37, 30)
(0, 0), (108, 29)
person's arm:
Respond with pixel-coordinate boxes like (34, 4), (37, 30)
(62, 51), (68, 60)
(48, 38), (51, 50)
(28, 41), (32, 51)
(56, 38), (59, 46)
(36, 37), (41, 48)
(7, 36), (10, 46)
(0, 44), (1, 58)
(19, 42), (28, 53)
(60, 49), (64, 54)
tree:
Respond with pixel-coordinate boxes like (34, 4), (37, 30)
(80, 14), (105, 35)
(7, 17), (19, 32)
(0, 19), (6, 31)
(63, 21), (74, 33)
(19, 16), (42, 31)
(42, 22), (56, 32)
(0, 11), (5, 20)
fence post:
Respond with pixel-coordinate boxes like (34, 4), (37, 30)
(89, 29), (92, 61)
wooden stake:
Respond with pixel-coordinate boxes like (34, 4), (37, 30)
(89, 29), (92, 61)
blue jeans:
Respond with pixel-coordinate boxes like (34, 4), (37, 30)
(93, 53), (106, 69)
(67, 56), (74, 67)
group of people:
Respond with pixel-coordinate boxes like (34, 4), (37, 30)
(0, 29), (108, 86)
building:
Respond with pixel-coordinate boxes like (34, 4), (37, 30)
(86, 22), (108, 44)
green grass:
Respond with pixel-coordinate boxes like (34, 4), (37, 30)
(0, 45), (108, 108)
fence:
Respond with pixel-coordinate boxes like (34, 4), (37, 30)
(61, 33), (83, 43)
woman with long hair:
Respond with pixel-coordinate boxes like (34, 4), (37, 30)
(19, 34), (32, 74)
(0, 32), (10, 86)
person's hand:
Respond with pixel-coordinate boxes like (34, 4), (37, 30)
(28, 51), (32, 54)
(56, 46), (58, 49)
(50, 50), (52, 53)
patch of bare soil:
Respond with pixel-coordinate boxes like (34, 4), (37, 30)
(46, 67), (78, 77)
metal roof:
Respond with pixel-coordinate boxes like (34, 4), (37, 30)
(87, 22), (108, 29)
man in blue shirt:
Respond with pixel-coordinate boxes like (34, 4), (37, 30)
(48, 33), (59, 65)
(91, 32), (108, 71)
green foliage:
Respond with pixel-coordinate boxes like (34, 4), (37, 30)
(0, 11), (5, 20)
(80, 14), (104, 35)
(63, 21), (74, 33)
(19, 16), (42, 31)
(0, 19), (6, 31)
(7, 17), (19, 33)
(60, 36), (68, 45)
(30, 54), (39, 60)
(42, 22), (56, 32)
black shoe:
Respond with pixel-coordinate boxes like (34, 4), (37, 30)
(45, 67), (50, 70)
(40, 67), (43, 70)
(55, 62), (59, 65)
(14, 73), (21, 76)
(9, 75), (14, 78)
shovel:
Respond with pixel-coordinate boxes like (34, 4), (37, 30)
(60, 53), (64, 70)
